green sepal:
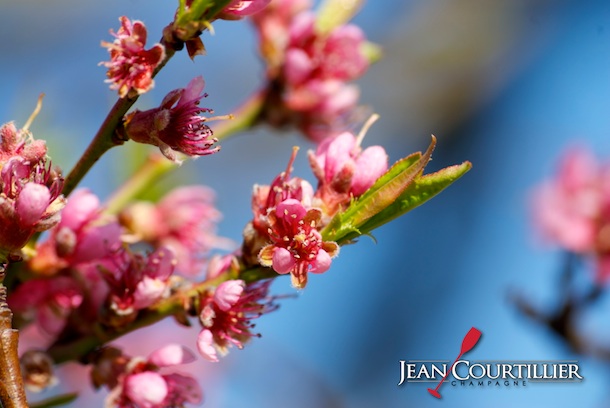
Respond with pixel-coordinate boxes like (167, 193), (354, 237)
(174, 0), (234, 31)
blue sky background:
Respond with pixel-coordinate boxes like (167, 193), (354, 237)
(3, 1), (610, 407)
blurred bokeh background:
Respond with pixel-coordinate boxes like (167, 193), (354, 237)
(2, 0), (610, 406)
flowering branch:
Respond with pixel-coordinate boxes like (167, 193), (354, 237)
(61, 98), (132, 197)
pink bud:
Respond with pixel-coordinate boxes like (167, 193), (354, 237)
(272, 247), (296, 274)
(213, 280), (245, 311)
(197, 329), (219, 362)
(16, 183), (50, 226)
(132, 277), (168, 310)
(148, 344), (196, 367)
(58, 189), (100, 231)
(351, 146), (389, 196)
(309, 249), (332, 274)
(276, 198), (307, 221)
(124, 372), (168, 408)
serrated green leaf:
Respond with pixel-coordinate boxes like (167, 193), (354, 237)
(322, 137), (436, 242)
(340, 161), (472, 243)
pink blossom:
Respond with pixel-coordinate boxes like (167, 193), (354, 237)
(196, 329), (219, 362)
(0, 122), (46, 165)
(124, 372), (168, 408)
(120, 185), (226, 275)
(103, 345), (202, 408)
(0, 156), (65, 261)
(101, 16), (165, 98)
(251, 3), (369, 141)
(309, 130), (388, 215)
(100, 247), (176, 320)
(8, 276), (84, 336)
(214, 280), (245, 311)
(29, 189), (122, 275)
(243, 148), (313, 266)
(198, 280), (276, 357)
(125, 76), (220, 162)
(148, 344), (196, 367)
(258, 199), (339, 288)
(533, 147), (610, 281)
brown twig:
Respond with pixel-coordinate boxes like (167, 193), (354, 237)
(0, 267), (28, 408)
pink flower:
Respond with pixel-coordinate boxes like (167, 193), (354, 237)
(101, 16), (165, 98)
(309, 130), (388, 215)
(8, 276), (84, 336)
(124, 372), (168, 408)
(533, 147), (610, 281)
(284, 14), (367, 85)
(0, 122), (46, 166)
(196, 329), (218, 362)
(214, 280), (245, 311)
(0, 156), (65, 261)
(100, 247), (176, 321)
(103, 345), (202, 408)
(29, 189), (122, 275)
(124, 76), (220, 162)
(242, 148), (313, 266)
(251, 2), (369, 141)
(258, 199), (339, 288)
(120, 185), (226, 275)
(197, 280), (276, 358)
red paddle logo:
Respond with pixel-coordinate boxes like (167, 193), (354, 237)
(427, 327), (482, 398)
(398, 326), (583, 398)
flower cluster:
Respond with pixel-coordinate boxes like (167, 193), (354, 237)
(91, 345), (202, 408)
(120, 185), (226, 276)
(533, 147), (610, 281)
(252, 0), (370, 141)
(243, 127), (388, 288)
(0, 122), (65, 263)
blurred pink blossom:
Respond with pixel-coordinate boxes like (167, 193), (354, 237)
(309, 130), (388, 216)
(533, 147), (610, 281)
(120, 185), (228, 276)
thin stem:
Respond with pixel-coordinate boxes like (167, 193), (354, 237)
(61, 47), (178, 198)
(47, 269), (232, 364)
(104, 154), (176, 215)
(61, 98), (133, 197)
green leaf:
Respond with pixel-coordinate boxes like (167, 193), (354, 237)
(29, 393), (79, 408)
(316, 0), (363, 34)
(322, 137), (436, 243)
(341, 161), (472, 243)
